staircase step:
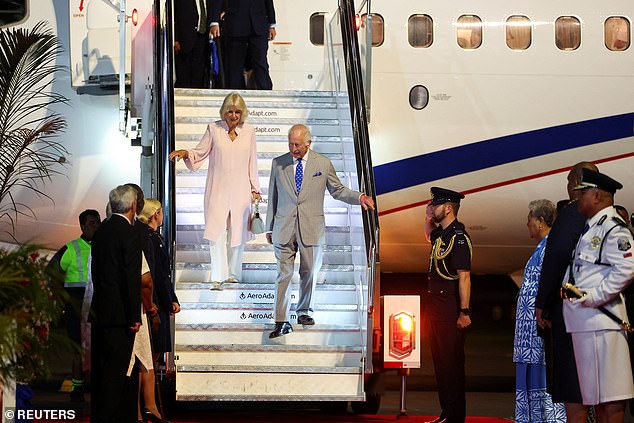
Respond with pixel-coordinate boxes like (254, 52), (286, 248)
(175, 344), (363, 367)
(175, 122), (347, 138)
(176, 282), (357, 298)
(176, 225), (353, 245)
(177, 364), (361, 374)
(173, 168), (355, 178)
(176, 305), (363, 325)
(175, 323), (364, 346)
(175, 263), (360, 285)
(175, 243), (356, 265)
(175, 283), (363, 304)
(175, 210), (356, 227)
(176, 134), (353, 143)
(175, 372), (363, 400)
(175, 105), (340, 120)
(174, 153), (353, 171)
(173, 88), (348, 101)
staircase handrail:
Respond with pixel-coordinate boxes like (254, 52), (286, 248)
(337, 0), (380, 273)
(337, 0), (380, 375)
(157, 0), (177, 370)
(356, 0), (372, 122)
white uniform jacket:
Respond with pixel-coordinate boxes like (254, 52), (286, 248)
(564, 206), (634, 333)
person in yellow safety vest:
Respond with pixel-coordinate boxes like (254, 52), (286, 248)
(48, 209), (101, 402)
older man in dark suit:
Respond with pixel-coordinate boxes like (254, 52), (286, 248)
(210, 0), (276, 90)
(90, 185), (142, 423)
(535, 161), (598, 423)
(174, 0), (212, 88)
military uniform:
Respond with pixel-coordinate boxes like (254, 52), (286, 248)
(563, 169), (634, 406)
(564, 206), (634, 405)
(424, 187), (472, 423)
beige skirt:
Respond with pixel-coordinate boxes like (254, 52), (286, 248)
(571, 329), (634, 405)
(126, 305), (154, 376)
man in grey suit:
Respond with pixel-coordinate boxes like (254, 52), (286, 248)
(266, 124), (375, 338)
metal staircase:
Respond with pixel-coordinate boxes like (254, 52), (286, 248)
(172, 89), (369, 401)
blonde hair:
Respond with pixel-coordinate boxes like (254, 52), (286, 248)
(138, 198), (162, 224)
(219, 92), (248, 124)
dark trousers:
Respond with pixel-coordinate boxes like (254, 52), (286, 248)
(427, 319), (466, 423)
(91, 325), (138, 423)
(175, 33), (207, 88)
(225, 33), (272, 90)
(546, 301), (583, 404)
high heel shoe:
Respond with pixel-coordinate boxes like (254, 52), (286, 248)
(142, 408), (163, 423)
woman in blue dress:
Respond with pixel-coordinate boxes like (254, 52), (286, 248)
(514, 199), (566, 423)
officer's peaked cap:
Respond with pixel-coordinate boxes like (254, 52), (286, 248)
(574, 168), (623, 194)
(430, 187), (465, 205)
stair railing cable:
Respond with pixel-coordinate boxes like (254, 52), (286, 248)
(337, 0), (380, 373)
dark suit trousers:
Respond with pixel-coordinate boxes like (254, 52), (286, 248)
(91, 324), (139, 423)
(427, 318), (466, 423)
(175, 32), (207, 88)
(547, 300), (583, 404)
(225, 34), (272, 90)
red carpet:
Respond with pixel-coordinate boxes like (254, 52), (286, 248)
(37, 415), (510, 423)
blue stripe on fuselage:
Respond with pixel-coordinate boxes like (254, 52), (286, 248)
(373, 113), (634, 195)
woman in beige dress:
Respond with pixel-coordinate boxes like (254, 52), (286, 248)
(169, 92), (261, 289)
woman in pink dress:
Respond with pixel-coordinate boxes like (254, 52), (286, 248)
(169, 92), (261, 289)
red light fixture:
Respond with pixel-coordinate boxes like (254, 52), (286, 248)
(355, 14), (361, 31)
(131, 8), (139, 26)
(389, 311), (415, 359)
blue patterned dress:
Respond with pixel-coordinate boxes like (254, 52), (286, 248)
(514, 236), (566, 423)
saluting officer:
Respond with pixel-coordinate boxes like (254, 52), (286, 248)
(563, 168), (634, 423)
(423, 187), (473, 423)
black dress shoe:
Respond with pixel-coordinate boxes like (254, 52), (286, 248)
(142, 408), (163, 423)
(424, 414), (446, 423)
(269, 321), (293, 338)
(297, 315), (315, 325)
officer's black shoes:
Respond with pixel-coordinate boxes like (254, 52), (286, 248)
(424, 415), (446, 423)
(297, 315), (315, 326)
(269, 321), (293, 338)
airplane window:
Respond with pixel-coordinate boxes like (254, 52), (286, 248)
(604, 16), (630, 51)
(555, 16), (581, 51)
(0, 0), (27, 27)
(409, 85), (429, 110)
(408, 15), (433, 48)
(309, 13), (326, 46)
(506, 15), (532, 50)
(361, 14), (384, 47)
(456, 15), (482, 50)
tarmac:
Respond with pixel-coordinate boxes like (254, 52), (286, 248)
(23, 387), (517, 421)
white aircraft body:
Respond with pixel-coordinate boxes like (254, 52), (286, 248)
(2, 0), (634, 278)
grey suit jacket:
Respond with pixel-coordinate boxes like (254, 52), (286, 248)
(266, 151), (361, 246)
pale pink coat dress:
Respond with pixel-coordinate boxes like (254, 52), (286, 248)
(184, 120), (260, 246)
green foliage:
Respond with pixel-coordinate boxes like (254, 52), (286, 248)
(0, 245), (65, 383)
(0, 21), (69, 235)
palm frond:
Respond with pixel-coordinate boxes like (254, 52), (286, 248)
(0, 22), (68, 234)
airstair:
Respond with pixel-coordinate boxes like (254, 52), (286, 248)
(172, 89), (371, 401)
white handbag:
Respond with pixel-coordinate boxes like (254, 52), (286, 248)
(250, 200), (265, 234)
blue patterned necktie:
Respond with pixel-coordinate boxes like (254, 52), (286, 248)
(295, 158), (303, 193)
